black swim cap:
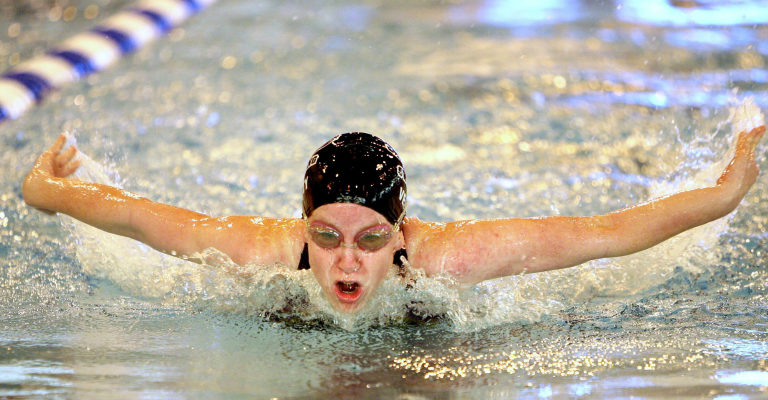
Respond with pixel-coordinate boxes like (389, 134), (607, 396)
(303, 132), (406, 225)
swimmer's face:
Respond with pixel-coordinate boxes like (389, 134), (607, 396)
(304, 203), (404, 313)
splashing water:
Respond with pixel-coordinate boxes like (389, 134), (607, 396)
(61, 99), (765, 332)
(731, 97), (765, 136)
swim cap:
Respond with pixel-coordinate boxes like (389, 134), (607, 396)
(303, 132), (406, 225)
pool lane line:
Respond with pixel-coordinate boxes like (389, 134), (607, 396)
(0, 0), (216, 124)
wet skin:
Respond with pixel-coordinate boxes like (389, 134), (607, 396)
(304, 203), (405, 312)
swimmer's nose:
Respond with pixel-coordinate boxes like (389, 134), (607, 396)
(336, 246), (362, 274)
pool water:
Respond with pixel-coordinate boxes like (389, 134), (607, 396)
(2, 0), (768, 398)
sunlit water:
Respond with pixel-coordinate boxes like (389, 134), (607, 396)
(2, 0), (768, 398)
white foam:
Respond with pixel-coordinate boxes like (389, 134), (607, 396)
(729, 97), (764, 136)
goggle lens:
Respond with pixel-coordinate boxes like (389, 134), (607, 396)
(308, 226), (393, 252)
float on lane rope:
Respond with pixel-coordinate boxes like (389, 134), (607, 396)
(0, 0), (216, 123)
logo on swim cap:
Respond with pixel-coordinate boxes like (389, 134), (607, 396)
(307, 154), (319, 170)
(302, 132), (407, 224)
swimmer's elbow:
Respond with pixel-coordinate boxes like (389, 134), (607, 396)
(567, 215), (622, 260)
(585, 212), (662, 259)
(123, 198), (191, 253)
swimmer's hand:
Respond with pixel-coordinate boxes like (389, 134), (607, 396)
(23, 134), (81, 215)
(715, 125), (765, 207)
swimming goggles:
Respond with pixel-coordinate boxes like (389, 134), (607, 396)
(306, 213), (403, 252)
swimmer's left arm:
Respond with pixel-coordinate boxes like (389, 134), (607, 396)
(408, 125), (765, 284)
(22, 134), (304, 267)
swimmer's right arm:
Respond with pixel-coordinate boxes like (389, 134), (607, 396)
(407, 125), (765, 284)
(22, 135), (303, 266)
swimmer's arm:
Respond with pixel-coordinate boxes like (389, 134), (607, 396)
(408, 125), (765, 284)
(22, 135), (303, 266)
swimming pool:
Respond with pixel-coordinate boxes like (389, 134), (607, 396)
(2, 0), (768, 397)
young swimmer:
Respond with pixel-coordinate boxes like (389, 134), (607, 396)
(23, 127), (765, 313)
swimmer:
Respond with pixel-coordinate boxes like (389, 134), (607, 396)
(22, 127), (765, 313)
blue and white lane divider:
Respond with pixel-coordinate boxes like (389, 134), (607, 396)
(0, 0), (215, 124)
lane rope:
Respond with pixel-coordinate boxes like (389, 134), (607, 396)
(0, 0), (216, 123)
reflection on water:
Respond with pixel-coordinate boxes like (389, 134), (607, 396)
(618, 0), (768, 27)
(1, 0), (768, 398)
(450, 0), (586, 28)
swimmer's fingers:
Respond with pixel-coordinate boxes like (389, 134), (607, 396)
(751, 124), (766, 139)
(29, 134), (65, 179)
(717, 125), (764, 190)
(55, 143), (77, 165)
(735, 125), (765, 159)
(746, 125), (765, 155)
(38, 134), (68, 167)
(57, 158), (81, 178)
(53, 144), (80, 177)
(48, 133), (67, 156)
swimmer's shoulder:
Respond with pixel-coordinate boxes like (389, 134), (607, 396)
(220, 216), (304, 266)
(402, 217), (495, 280)
(401, 217), (453, 275)
(402, 216), (446, 245)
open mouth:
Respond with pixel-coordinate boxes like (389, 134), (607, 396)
(338, 281), (358, 293)
(334, 280), (362, 303)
